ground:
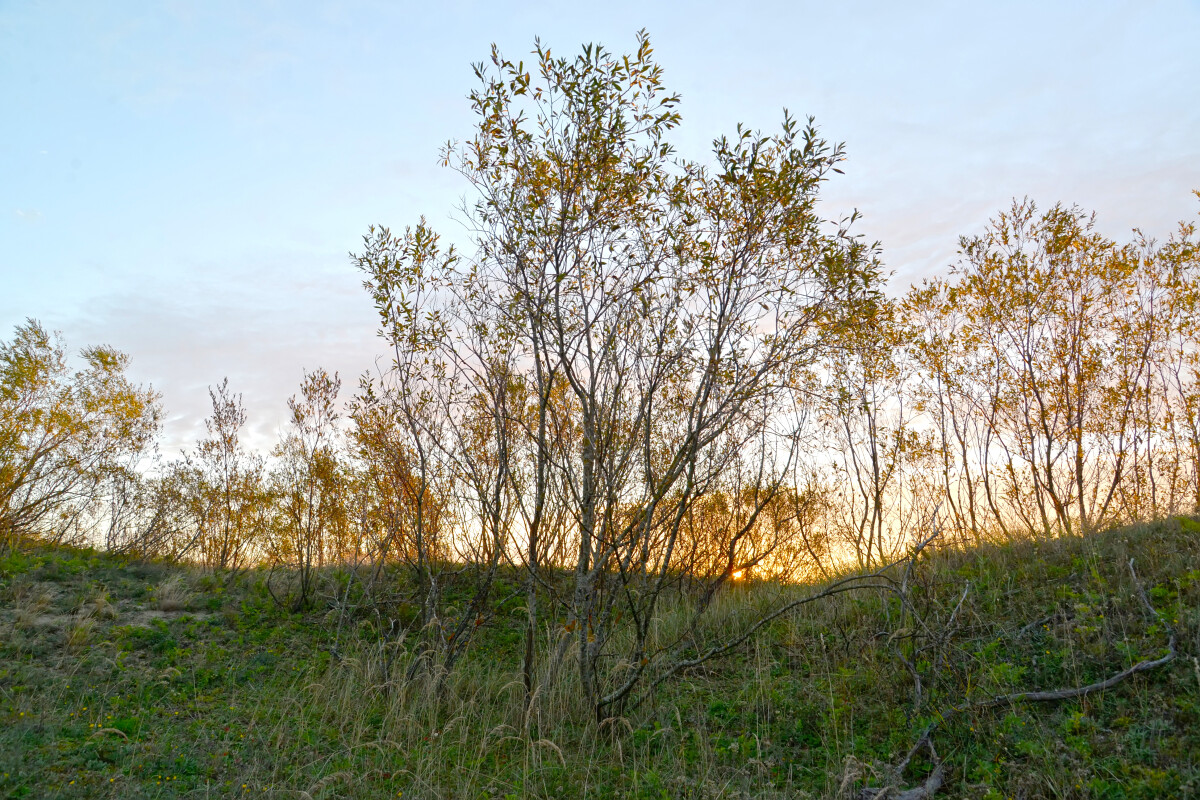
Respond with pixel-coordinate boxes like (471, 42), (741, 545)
(1, 518), (1198, 799)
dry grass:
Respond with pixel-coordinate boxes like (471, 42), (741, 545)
(76, 585), (118, 621)
(151, 575), (191, 612)
(10, 581), (55, 630)
(65, 615), (96, 653)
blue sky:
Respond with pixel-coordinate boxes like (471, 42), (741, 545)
(3, 0), (1198, 454)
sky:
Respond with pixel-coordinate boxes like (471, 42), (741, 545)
(2, 0), (1198, 455)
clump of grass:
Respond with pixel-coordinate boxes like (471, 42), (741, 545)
(11, 581), (54, 629)
(65, 615), (96, 653)
(76, 585), (118, 621)
(151, 576), (192, 612)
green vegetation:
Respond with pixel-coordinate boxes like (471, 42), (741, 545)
(2, 517), (1196, 799)
(2, 30), (1198, 800)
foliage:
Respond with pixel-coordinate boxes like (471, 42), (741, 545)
(907, 199), (1200, 540)
(174, 379), (270, 572)
(354, 30), (881, 719)
(3, 30), (1199, 797)
(268, 368), (349, 611)
(0, 320), (161, 549)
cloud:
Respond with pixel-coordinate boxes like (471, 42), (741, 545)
(67, 249), (383, 457)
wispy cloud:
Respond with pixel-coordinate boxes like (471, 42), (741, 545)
(3, 0), (1197, 459)
(67, 251), (382, 457)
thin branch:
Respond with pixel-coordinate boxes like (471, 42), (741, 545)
(861, 557), (1177, 800)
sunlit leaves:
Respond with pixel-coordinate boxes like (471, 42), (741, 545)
(352, 31), (875, 716)
(0, 320), (161, 546)
(907, 198), (1200, 538)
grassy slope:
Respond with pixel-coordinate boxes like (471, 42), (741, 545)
(1, 519), (1197, 800)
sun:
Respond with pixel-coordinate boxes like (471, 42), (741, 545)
(731, 570), (744, 581)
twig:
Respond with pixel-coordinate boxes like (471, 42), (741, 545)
(860, 558), (1177, 799)
(1014, 613), (1054, 640)
(627, 532), (944, 712)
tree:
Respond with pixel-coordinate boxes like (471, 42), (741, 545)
(270, 368), (348, 611)
(0, 319), (161, 549)
(355, 32), (881, 719)
(908, 198), (1200, 539)
(179, 378), (269, 572)
(821, 291), (933, 567)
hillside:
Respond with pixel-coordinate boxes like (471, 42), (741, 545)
(2, 519), (1197, 799)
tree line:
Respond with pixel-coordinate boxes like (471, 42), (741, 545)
(2, 32), (1196, 722)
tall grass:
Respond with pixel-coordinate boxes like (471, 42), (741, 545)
(1, 517), (1197, 798)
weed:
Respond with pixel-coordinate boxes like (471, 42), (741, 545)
(77, 585), (119, 621)
(11, 580), (54, 629)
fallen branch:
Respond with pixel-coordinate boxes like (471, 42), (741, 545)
(860, 558), (1177, 799)
(625, 533), (944, 713)
(961, 559), (1176, 712)
(859, 764), (944, 800)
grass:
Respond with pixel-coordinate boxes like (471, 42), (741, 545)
(0, 518), (1197, 799)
